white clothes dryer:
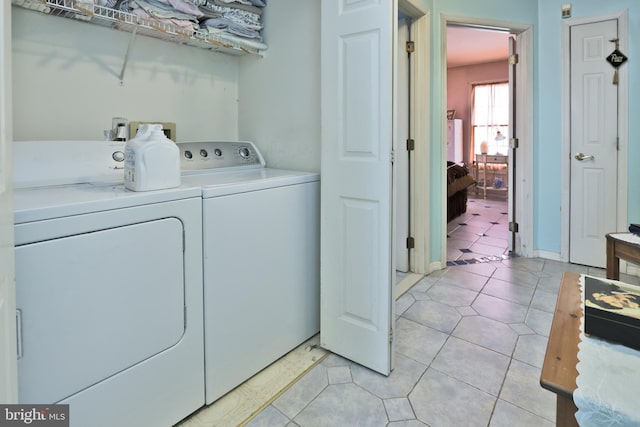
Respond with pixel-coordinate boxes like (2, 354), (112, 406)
(13, 140), (205, 427)
(180, 141), (320, 404)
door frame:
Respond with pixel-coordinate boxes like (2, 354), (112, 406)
(0, 0), (17, 403)
(440, 15), (535, 264)
(400, 4), (430, 276)
(560, 11), (629, 269)
(395, 17), (409, 274)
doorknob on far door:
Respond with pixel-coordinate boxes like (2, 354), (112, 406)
(575, 152), (595, 161)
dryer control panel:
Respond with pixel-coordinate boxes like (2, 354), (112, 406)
(179, 141), (265, 171)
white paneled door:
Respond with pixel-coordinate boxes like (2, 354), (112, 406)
(320, 0), (396, 375)
(0, 0), (17, 403)
(569, 19), (619, 268)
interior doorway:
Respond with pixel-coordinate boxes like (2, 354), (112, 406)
(442, 18), (534, 266)
(445, 25), (512, 264)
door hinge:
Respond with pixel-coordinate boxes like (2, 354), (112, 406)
(509, 53), (519, 65)
(406, 41), (415, 54)
(406, 236), (415, 249)
(509, 137), (519, 149)
(390, 150), (395, 163)
(16, 309), (22, 360)
(509, 222), (519, 233)
(406, 139), (415, 151)
(389, 329), (394, 343)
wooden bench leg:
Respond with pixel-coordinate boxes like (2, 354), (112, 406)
(606, 238), (620, 280)
(556, 395), (579, 427)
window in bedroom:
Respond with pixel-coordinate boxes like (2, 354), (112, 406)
(471, 82), (509, 155)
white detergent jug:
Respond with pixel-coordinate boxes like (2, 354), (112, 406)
(124, 124), (181, 191)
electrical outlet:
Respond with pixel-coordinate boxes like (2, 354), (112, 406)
(129, 121), (177, 141)
(561, 3), (571, 19)
(112, 117), (127, 129)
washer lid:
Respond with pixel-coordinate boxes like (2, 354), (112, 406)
(13, 183), (201, 224)
(181, 168), (319, 198)
(13, 140), (127, 188)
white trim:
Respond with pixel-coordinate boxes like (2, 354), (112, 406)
(440, 14), (448, 270)
(0, 0), (17, 404)
(534, 250), (563, 262)
(404, 8), (430, 275)
(395, 272), (424, 299)
(399, 0), (428, 17)
(441, 14), (534, 266)
(445, 15), (519, 32)
(515, 29), (534, 258)
(430, 261), (444, 272)
(561, 10), (629, 269)
(626, 265), (640, 277)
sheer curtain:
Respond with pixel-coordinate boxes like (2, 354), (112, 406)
(471, 82), (509, 157)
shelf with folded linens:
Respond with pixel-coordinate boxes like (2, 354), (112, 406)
(12, 0), (267, 57)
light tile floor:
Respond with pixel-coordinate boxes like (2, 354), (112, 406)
(447, 196), (510, 264)
(247, 258), (640, 427)
(223, 194), (640, 427)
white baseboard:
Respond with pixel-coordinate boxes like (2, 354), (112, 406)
(533, 250), (564, 262)
(395, 273), (424, 299)
(430, 261), (444, 273)
(623, 263), (640, 277)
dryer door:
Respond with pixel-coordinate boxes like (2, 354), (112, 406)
(16, 218), (185, 404)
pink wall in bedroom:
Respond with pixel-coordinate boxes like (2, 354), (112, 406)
(447, 60), (509, 164)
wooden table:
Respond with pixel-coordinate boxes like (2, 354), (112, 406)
(606, 233), (640, 280)
(540, 271), (581, 427)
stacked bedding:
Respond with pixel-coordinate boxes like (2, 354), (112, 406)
(198, 0), (267, 50)
(94, 0), (267, 50)
(98, 0), (204, 36)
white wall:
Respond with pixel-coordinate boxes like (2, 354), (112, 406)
(11, 4), (321, 172)
(11, 7), (239, 142)
(238, 0), (321, 172)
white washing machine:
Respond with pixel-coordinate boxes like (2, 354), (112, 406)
(13, 140), (205, 427)
(179, 141), (320, 404)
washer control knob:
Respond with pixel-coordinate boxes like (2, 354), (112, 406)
(214, 148), (222, 157)
(184, 150), (193, 159)
(112, 151), (125, 162)
(239, 147), (251, 159)
(200, 149), (209, 158)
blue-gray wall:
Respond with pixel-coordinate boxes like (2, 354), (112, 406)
(429, 0), (639, 263)
(536, 0), (640, 254)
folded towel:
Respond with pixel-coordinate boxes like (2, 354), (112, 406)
(131, 0), (201, 20)
(131, 6), (198, 34)
(202, 17), (262, 40)
(212, 0), (262, 15)
(200, 1), (262, 29)
(155, 0), (203, 17)
(216, 31), (267, 50)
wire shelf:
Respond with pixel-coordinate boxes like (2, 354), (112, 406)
(13, 0), (264, 56)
